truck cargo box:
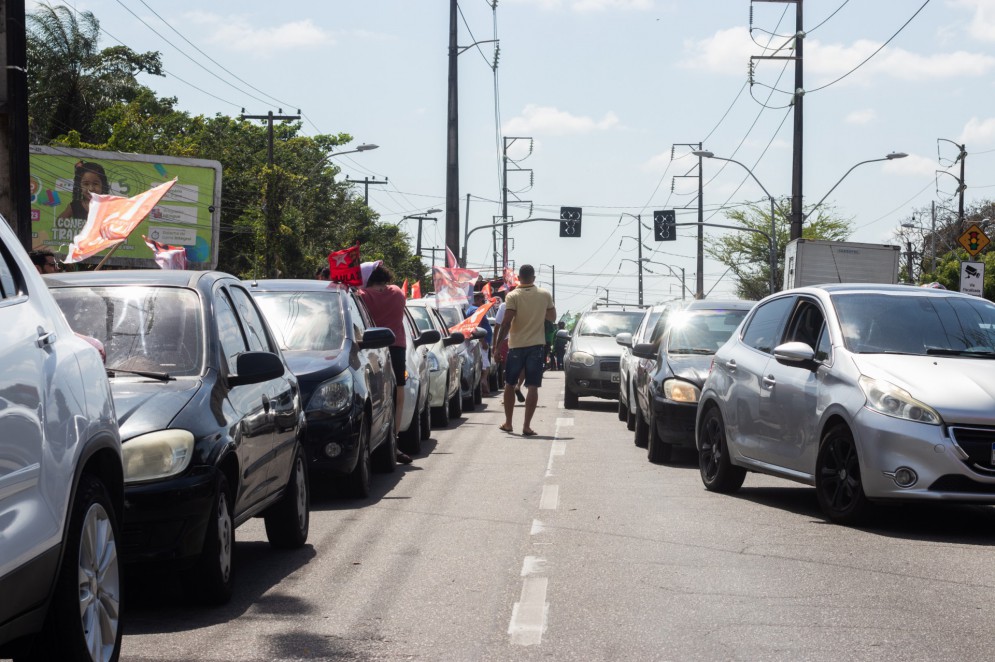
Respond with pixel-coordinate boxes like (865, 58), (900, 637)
(783, 239), (900, 289)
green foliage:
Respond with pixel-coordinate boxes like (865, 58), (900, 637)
(705, 202), (853, 300)
(925, 249), (995, 299)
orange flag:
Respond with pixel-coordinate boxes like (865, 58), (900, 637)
(401, 279), (409, 297)
(449, 299), (495, 338)
(65, 179), (177, 263)
(411, 281), (422, 299)
(482, 281), (493, 301)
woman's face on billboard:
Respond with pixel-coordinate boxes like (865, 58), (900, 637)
(80, 171), (103, 200)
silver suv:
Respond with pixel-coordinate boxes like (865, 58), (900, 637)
(0, 220), (123, 662)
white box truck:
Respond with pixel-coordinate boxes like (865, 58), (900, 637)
(783, 239), (901, 289)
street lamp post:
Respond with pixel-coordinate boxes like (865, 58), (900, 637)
(692, 151), (778, 295)
(400, 208), (442, 258)
(804, 152), (908, 224)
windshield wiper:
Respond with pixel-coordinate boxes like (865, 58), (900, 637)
(106, 366), (174, 381)
(925, 348), (995, 358)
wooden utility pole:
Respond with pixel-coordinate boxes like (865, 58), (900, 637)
(345, 176), (388, 205)
(445, 0), (460, 265)
(0, 0), (31, 250)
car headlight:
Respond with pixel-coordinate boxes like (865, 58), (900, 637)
(569, 351), (595, 367)
(858, 375), (940, 425)
(306, 372), (353, 415)
(427, 353), (441, 372)
(123, 430), (195, 484)
(664, 379), (700, 403)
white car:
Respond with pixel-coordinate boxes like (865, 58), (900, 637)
(398, 308), (441, 454)
(0, 220), (123, 662)
(406, 300), (465, 427)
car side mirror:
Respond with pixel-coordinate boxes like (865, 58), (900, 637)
(471, 327), (487, 340)
(773, 341), (817, 366)
(556, 329), (571, 339)
(414, 329), (441, 347)
(229, 351), (285, 387)
(360, 327), (395, 350)
(443, 332), (465, 346)
(615, 332), (633, 348)
(632, 342), (657, 360)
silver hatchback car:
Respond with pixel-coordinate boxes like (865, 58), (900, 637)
(697, 284), (995, 524)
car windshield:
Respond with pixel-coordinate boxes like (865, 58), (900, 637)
(253, 291), (345, 352)
(51, 286), (203, 376)
(577, 311), (644, 337)
(407, 305), (436, 333)
(667, 309), (749, 354)
(834, 292), (995, 356)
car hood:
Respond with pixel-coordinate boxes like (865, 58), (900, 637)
(664, 354), (713, 386)
(284, 349), (347, 378)
(570, 336), (624, 358)
(855, 354), (995, 424)
(111, 379), (201, 440)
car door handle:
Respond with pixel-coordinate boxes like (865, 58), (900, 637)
(762, 375), (776, 390)
(723, 359), (736, 372)
(36, 329), (57, 348)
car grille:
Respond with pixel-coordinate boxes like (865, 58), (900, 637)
(600, 360), (620, 372)
(949, 426), (995, 471)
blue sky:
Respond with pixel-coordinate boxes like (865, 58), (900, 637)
(56, 0), (995, 313)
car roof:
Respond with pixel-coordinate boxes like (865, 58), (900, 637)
(683, 299), (755, 311)
(243, 278), (351, 293)
(785, 283), (976, 299)
(44, 269), (222, 289)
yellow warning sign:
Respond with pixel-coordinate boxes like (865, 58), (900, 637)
(958, 224), (991, 257)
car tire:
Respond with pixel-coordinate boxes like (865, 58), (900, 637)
(617, 394), (628, 422)
(698, 406), (745, 493)
(263, 446), (310, 549)
(626, 386), (637, 431)
(420, 402), (432, 441)
(346, 415), (372, 498)
(28, 473), (122, 662)
(815, 424), (869, 525)
(431, 382), (451, 428)
(192, 472), (235, 605)
(473, 382), (483, 405)
(646, 408), (673, 464)
(372, 414), (397, 474)
(634, 410), (649, 448)
(450, 388), (463, 419)
(399, 405), (422, 455)
(563, 385), (578, 409)
(488, 371), (499, 392)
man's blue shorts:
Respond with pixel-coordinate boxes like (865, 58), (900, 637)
(505, 345), (545, 387)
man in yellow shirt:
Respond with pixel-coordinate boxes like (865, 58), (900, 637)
(493, 264), (555, 436)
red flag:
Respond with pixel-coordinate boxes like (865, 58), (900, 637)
(449, 299), (496, 338)
(482, 281), (492, 301)
(401, 279), (409, 297)
(327, 243), (361, 286)
(446, 246), (458, 269)
(411, 281), (422, 299)
(500, 266), (519, 291)
(142, 235), (188, 270)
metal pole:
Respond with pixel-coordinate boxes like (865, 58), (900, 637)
(416, 218), (423, 257)
(697, 145), (704, 299)
(552, 265), (556, 306)
(770, 197), (777, 294)
(931, 200), (937, 273)
(789, 0), (804, 241)
(958, 143), (966, 233)
(907, 239), (914, 284)
(502, 139), (509, 269)
(681, 268), (686, 302)
(462, 193), (470, 267)
(445, 0), (460, 263)
(637, 214), (644, 306)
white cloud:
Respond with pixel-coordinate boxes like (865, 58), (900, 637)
(846, 109), (876, 125)
(951, 0), (995, 42)
(184, 12), (332, 54)
(679, 27), (754, 75)
(960, 116), (995, 144)
(883, 153), (938, 178)
(503, 105), (619, 135)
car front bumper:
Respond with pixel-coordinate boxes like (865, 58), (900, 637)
(566, 363), (621, 399)
(651, 396), (698, 448)
(302, 405), (363, 476)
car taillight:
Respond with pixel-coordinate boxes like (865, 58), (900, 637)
(75, 332), (106, 363)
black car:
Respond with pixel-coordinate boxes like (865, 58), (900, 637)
(246, 280), (435, 498)
(631, 299), (754, 464)
(47, 270), (309, 605)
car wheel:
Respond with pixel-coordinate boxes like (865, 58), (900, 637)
(431, 380), (451, 428)
(399, 404), (422, 455)
(263, 446), (310, 549)
(473, 382), (483, 405)
(626, 386), (637, 431)
(450, 387), (463, 419)
(633, 409), (649, 448)
(698, 406), (745, 493)
(646, 407), (673, 464)
(563, 384), (578, 409)
(488, 371), (499, 392)
(420, 402), (432, 441)
(192, 473), (235, 605)
(346, 415), (372, 498)
(372, 412), (397, 473)
(815, 425), (869, 525)
(617, 394), (628, 422)
(29, 473), (122, 662)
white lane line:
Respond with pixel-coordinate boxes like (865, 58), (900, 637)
(530, 519), (545, 535)
(539, 484), (559, 510)
(508, 577), (549, 646)
(521, 555), (547, 576)
(545, 442), (566, 476)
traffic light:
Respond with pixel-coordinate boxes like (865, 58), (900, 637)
(653, 210), (676, 241)
(559, 207), (582, 237)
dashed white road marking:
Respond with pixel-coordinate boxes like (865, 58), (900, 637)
(508, 577), (549, 646)
(521, 555), (547, 576)
(530, 519), (545, 535)
(539, 485), (559, 510)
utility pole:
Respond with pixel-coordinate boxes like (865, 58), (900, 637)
(242, 109), (301, 278)
(501, 136), (533, 270)
(0, 0), (31, 250)
(445, 0), (461, 265)
(345, 176), (388, 205)
(674, 142), (704, 299)
(637, 215), (644, 306)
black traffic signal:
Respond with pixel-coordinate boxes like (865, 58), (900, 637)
(653, 210), (676, 241)
(559, 206), (582, 238)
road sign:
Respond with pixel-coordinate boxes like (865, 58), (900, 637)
(958, 224), (990, 256)
(960, 260), (985, 296)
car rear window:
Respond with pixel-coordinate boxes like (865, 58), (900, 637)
(253, 290), (345, 351)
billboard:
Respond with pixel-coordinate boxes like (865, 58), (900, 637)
(29, 145), (222, 269)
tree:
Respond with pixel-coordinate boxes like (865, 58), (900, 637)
(26, 5), (164, 144)
(706, 202), (852, 300)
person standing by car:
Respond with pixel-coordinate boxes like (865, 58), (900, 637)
(357, 262), (413, 464)
(494, 264), (555, 436)
(467, 290), (493, 396)
(29, 248), (61, 274)
(553, 320), (568, 370)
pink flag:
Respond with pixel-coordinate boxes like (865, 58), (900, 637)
(65, 179), (177, 263)
(142, 235), (188, 270)
(446, 246), (458, 268)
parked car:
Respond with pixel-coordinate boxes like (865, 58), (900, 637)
(246, 279), (410, 497)
(631, 300), (754, 463)
(434, 302), (486, 411)
(560, 306), (645, 408)
(696, 284), (995, 524)
(616, 302), (682, 433)
(397, 308), (441, 453)
(48, 270), (309, 605)
(0, 222), (124, 662)
(406, 299), (465, 427)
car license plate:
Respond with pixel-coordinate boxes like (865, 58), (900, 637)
(611, 374), (620, 383)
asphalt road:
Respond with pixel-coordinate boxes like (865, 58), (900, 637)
(116, 371), (995, 661)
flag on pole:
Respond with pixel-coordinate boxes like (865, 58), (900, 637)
(64, 179), (177, 263)
(433, 265), (480, 307)
(446, 246), (458, 268)
(401, 279), (409, 297)
(448, 298), (496, 338)
(327, 243), (362, 286)
(142, 235), (188, 270)
(482, 281), (493, 302)
(411, 281), (422, 299)
(500, 266), (519, 291)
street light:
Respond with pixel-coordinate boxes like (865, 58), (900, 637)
(400, 208), (442, 259)
(622, 258), (688, 302)
(693, 151), (777, 295)
(803, 152), (908, 226)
